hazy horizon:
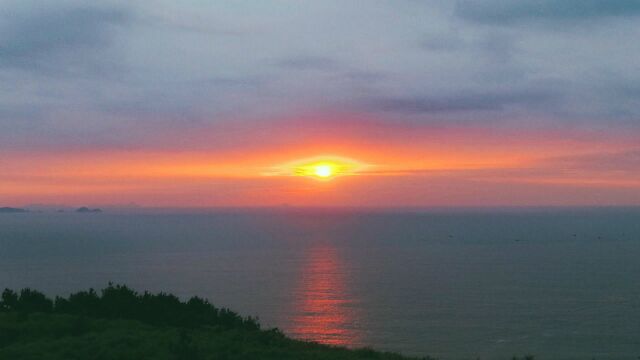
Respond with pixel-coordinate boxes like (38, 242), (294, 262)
(8, 203), (640, 211)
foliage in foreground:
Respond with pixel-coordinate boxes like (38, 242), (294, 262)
(0, 285), (419, 360)
(1, 284), (258, 331)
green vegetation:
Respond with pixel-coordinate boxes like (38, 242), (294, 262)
(0, 284), (420, 360)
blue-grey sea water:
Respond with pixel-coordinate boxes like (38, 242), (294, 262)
(1, 208), (639, 359)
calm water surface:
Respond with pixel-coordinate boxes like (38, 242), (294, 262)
(1, 208), (639, 359)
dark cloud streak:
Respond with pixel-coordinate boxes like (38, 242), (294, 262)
(0, 5), (129, 71)
(274, 56), (340, 70)
(366, 89), (557, 114)
(456, 0), (640, 25)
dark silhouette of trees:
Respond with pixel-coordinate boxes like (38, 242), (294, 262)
(0, 284), (426, 359)
(54, 288), (100, 316)
(1, 288), (52, 313)
(1, 283), (259, 331)
(170, 330), (201, 360)
(1, 289), (18, 311)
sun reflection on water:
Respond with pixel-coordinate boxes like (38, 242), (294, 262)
(289, 243), (360, 346)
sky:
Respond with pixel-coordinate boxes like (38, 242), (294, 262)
(1, 0), (639, 207)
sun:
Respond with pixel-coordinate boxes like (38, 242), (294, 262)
(265, 156), (368, 180)
(297, 161), (342, 180)
(313, 164), (334, 178)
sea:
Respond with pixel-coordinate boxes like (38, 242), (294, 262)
(1, 208), (639, 359)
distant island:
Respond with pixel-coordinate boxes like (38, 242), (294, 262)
(76, 207), (103, 213)
(0, 284), (425, 360)
(0, 206), (104, 213)
(0, 207), (28, 213)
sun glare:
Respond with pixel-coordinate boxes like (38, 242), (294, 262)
(313, 164), (334, 178)
(297, 161), (344, 180)
(266, 156), (368, 180)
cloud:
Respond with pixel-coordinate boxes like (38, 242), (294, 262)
(93, 76), (266, 122)
(274, 56), (340, 71)
(0, 104), (43, 122)
(542, 150), (640, 172)
(455, 0), (640, 25)
(365, 89), (557, 114)
(0, 4), (129, 72)
(0, 0), (639, 154)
